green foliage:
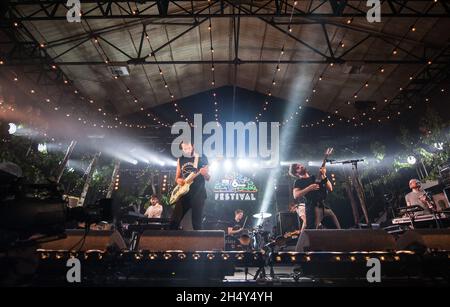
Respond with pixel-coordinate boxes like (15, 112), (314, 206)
(160, 193), (171, 206)
(0, 136), (63, 183)
(370, 141), (386, 162)
(396, 107), (450, 180)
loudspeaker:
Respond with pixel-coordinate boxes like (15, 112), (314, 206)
(296, 229), (396, 252)
(396, 229), (450, 251)
(277, 212), (300, 235)
(39, 230), (127, 251)
(138, 230), (225, 251)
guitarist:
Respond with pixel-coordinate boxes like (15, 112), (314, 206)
(170, 141), (210, 230)
(290, 162), (340, 229)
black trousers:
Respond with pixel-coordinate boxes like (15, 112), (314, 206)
(170, 191), (206, 230)
(305, 201), (341, 229)
(305, 202), (318, 230)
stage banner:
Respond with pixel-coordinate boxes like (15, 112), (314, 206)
(213, 172), (258, 202)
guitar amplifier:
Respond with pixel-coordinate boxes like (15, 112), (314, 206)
(276, 212), (300, 236)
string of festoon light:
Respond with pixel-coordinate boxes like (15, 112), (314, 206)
(0, 39), (166, 131)
(254, 0), (298, 123)
(208, 1), (220, 123)
(83, 7), (169, 129)
(1, 65), (113, 129)
(266, 0), (360, 128)
(284, 1), (441, 129)
(3, 19), (169, 131)
(2, 21), (122, 129)
(145, 31), (192, 127)
(82, 20), (170, 129)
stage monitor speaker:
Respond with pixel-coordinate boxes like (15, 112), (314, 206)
(396, 229), (450, 251)
(138, 230), (225, 252)
(296, 229), (396, 252)
(38, 230), (127, 251)
(277, 212), (300, 235)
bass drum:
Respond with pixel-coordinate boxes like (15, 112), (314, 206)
(225, 231), (254, 251)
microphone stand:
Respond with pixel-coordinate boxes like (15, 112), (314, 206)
(424, 191), (442, 229)
(330, 159), (371, 228)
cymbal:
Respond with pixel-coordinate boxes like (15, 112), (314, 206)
(252, 212), (272, 219)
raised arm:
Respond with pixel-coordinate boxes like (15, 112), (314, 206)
(293, 184), (317, 200)
(175, 159), (185, 185)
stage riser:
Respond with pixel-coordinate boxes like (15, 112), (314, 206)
(38, 230), (127, 251)
(138, 230), (225, 252)
(38, 229), (450, 254)
(396, 229), (450, 251)
(296, 229), (397, 252)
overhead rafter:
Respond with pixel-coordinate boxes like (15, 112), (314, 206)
(380, 43), (450, 116)
(1, 0), (449, 21)
(1, 0), (443, 67)
(2, 59), (436, 66)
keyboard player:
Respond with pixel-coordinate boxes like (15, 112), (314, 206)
(144, 195), (163, 218)
(404, 179), (433, 216)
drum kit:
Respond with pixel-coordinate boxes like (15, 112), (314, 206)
(225, 212), (272, 251)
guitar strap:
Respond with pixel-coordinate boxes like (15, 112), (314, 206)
(193, 153), (199, 169)
(177, 154), (199, 169)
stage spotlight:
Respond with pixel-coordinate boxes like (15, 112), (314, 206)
(237, 159), (249, 170)
(37, 143), (47, 153)
(407, 156), (416, 165)
(308, 161), (313, 166)
(131, 159), (138, 165)
(209, 160), (219, 173)
(166, 160), (177, 167)
(224, 159), (233, 172)
(159, 161), (166, 166)
(8, 123), (17, 135)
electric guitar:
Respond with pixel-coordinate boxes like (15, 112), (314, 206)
(169, 171), (202, 205)
(312, 147), (334, 202)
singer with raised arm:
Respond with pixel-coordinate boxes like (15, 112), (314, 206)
(290, 149), (341, 230)
(170, 141), (210, 230)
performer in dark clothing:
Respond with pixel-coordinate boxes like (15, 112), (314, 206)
(227, 209), (246, 236)
(290, 163), (340, 229)
(170, 141), (210, 230)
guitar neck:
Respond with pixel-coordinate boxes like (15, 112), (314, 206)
(317, 156), (328, 179)
(186, 171), (201, 183)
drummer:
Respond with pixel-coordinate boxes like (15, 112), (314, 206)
(227, 209), (246, 236)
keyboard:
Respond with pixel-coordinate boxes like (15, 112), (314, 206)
(392, 213), (449, 225)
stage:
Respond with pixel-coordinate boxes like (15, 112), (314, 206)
(27, 228), (450, 287)
(1, 0), (450, 290)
